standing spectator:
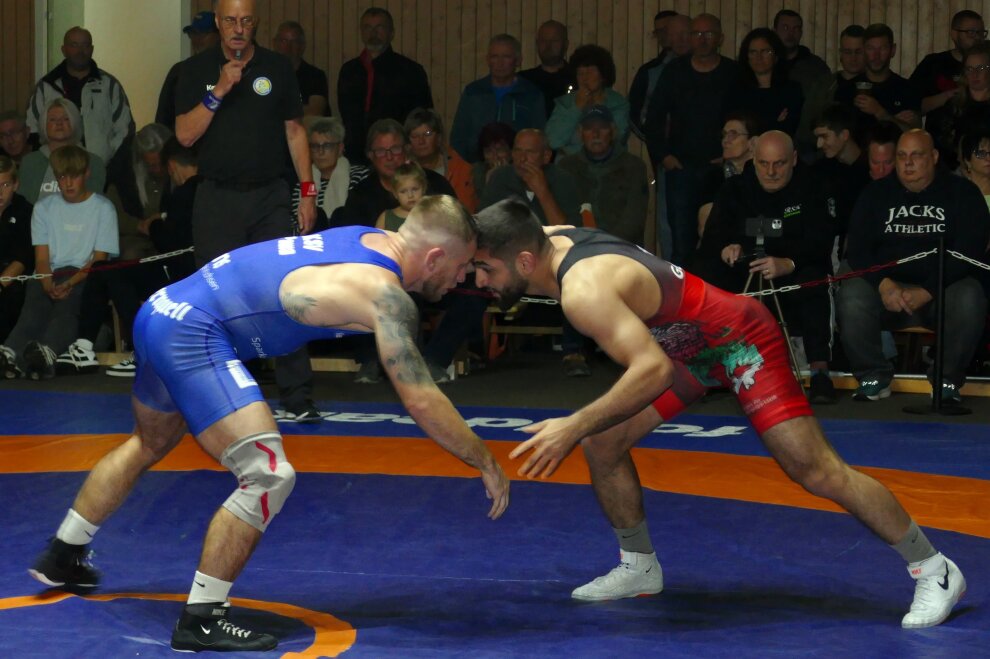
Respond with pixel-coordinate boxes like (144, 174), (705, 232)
(866, 121), (902, 180)
(58, 138), (199, 377)
(545, 45), (631, 156)
(519, 20), (575, 118)
(0, 156), (34, 343)
(155, 11), (220, 130)
(925, 42), (990, 172)
(451, 34), (547, 163)
(0, 111), (35, 163)
(812, 104), (870, 256)
(405, 107), (478, 212)
(835, 24), (922, 134)
(0, 145), (118, 381)
(470, 122), (516, 201)
(557, 106), (648, 245)
(645, 13), (740, 267)
(736, 28), (804, 137)
(837, 130), (989, 403)
(696, 111), (760, 238)
(175, 0), (320, 423)
(774, 9), (831, 97)
(25, 27), (133, 169)
(290, 117), (368, 232)
(18, 99), (107, 205)
(272, 21), (330, 117)
(629, 11), (682, 142)
(910, 11), (985, 122)
(337, 7), (433, 165)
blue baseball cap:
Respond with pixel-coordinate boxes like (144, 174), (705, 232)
(183, 11), (217, 34)
(579, 105), (614, 126)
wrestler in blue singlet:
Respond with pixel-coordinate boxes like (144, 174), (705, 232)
(132, 225), (401, 434)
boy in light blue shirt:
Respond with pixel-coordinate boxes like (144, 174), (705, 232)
(0, 144), (118, 379)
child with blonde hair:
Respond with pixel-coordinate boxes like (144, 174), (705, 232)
(376, 162), (428, 231)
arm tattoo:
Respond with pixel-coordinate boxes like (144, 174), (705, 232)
(374, 286), (433, 385)
(280, 291), (318, 323)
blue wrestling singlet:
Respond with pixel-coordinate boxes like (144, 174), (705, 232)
(132, 226), (402, 434)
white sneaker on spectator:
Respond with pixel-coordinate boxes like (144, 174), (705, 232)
(0, 344), (22, 379)
(902, 553), (966, 628)
(571, 550), (664, 601)
(56, 338), (99, 374)
(106, 354), (136, 378)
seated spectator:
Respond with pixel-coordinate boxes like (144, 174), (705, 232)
(0, 145), (118, 380)
(0, 111), (35, 163)
(557, 105), (649, 245)
(405, 107), (478, 212)
(736, 28), (804, 137)
(695, 131), (837, 403)
(376, 162), (427, 230)
(0, 156), (34, 343)
(835, 23), (921, 134)
(58, 137), (198, 377)
(866, 121), (902, 180)
(106, 123), (172, 261)
(471, 122), (516, 200)
(926, 42), (990, 172)
(696, 111), (760, 239)
(837, 130), (989, 404)
(450, 34), (547, 163)
(811, 104), (870, 260)
(18, 99), (106, 204)
(292, 117), (369, 232)
(959, 127), (990, 208)
(546, 45), (631, 156)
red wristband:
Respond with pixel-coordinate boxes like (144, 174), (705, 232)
(300, 181), (317, 198)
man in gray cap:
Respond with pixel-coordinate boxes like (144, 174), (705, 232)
(155, 12), (220, 129)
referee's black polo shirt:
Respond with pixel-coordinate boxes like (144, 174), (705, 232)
(175, 44), (303, 184)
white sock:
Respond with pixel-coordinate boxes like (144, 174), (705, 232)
(56, 509), (100, 545)
(187, 571), (233, 605)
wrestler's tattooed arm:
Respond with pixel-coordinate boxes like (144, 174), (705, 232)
(280, 291), (318, 324)
(373, 285), (433, 385)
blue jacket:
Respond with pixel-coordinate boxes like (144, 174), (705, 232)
(450, 75), (547, 163)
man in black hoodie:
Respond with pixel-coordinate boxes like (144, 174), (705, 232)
(837, 129), (990, 403)
(696, 130), (837, 403)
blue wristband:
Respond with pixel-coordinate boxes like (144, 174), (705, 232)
(202, 90), (222, 112)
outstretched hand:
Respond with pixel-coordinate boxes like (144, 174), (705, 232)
(480, 461), (510, 519)
(508, 417), (581, 479)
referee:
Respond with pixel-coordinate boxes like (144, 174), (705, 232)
(176, 0), (320, 421)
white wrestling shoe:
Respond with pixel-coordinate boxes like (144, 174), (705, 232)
(902, 553), (966, 629)
(571, 550), (663, 601)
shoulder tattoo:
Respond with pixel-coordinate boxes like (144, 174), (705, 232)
(374, 286), (433, 385)
(280, 290), (318, 323)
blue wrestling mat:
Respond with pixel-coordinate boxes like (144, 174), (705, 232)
(0, 392), (986, 658)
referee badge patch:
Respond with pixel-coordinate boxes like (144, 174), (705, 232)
(253, 77), (273, 96)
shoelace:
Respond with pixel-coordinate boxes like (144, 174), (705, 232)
(217, 620), (252, 638)
(39, 345), (57, 366)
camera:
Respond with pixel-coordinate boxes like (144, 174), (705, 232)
(744, 216), (784, 238)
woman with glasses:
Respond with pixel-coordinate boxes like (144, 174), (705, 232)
(735, 28), (804, 138)
(404, 108), (478, 212)
(959, 128), (990, 210)
(928, 42), (990, 172)
(292, 117), (368, 232)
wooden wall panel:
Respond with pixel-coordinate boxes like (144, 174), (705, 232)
(0, 0), (35, 116)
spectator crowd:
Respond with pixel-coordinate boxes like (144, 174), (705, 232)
(3, 2), (990, 409)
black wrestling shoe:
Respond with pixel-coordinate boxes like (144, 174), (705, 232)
(171, 602), (278, 652)
(28, 537), (100, 589)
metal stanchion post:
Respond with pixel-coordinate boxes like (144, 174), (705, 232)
(904, 235), (971, 415)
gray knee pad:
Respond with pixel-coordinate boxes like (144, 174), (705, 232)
(220, 431), (296, 532)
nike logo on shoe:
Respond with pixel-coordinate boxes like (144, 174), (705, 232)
(194, 580), (206, 587)
(938, 564), (950, 590)
(645, 567), (653, 573)
(83, 530), (93, 538)
(200, 625), (212, 635)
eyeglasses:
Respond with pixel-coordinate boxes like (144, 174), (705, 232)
(0, 181), (14, 191)
(0, 129), (25, 139)
(220, 16), (256, 29)
(370, 145), (405, 159)
(973, 149), (990, 160)
(721, 130), (749, 140)
(309, 141), (340, 153)
(691, 31), (719, 39)
(409, 129), (435, 141)
(748, 48), (774, 57)
(965, 64), (990, 74)
(954, 28), (988, 38)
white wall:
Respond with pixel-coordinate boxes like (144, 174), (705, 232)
(77, 0), (189, 127)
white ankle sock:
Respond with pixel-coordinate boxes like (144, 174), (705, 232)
(187, 571), (233, 605)
(56, 509), (100, 545)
